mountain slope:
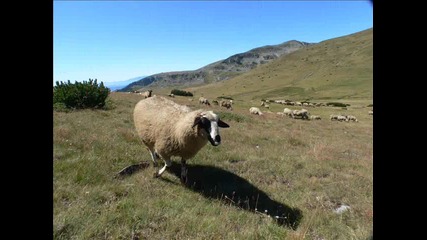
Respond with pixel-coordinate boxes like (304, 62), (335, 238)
(119, 40), (313, 92)
(104, 76), (147, 91)
(186, 28), (373, 101)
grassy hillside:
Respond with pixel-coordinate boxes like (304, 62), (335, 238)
(54, 92), (373, 239)
(185, 28), (373, 102)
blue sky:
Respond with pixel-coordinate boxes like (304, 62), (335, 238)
(54, 1), (373, 84)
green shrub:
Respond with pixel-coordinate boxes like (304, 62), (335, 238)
(102, 97), (116, 110)
(367, 104), (373, 107)
(326, 102), (350, 107)
(53, 102), (70, 112)
(171, 89), (193, 97)
(53, 79), (110, 109)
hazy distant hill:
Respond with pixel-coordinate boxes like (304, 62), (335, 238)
(187, 28), (373, 101)
(104, 76), (146, 91)
(119, 40), (312, 92)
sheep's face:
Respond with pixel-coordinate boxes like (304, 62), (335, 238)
(193, 111), (229, 146)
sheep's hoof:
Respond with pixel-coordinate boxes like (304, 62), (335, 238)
(180, 175), (188, 185)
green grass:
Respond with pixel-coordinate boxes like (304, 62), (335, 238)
(54, 92), (372, 239)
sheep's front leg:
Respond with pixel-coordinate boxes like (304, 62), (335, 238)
(180, 159), (188, 184)
(155, 157), (172, 178)
(149, 150), (159, 167)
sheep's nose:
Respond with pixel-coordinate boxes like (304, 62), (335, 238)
(215, 135), (221, 143)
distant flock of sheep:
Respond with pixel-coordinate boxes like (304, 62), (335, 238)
(123, 90), (371, 185)
(129, 91), (372, 122)
(199, 97), (233, 110)
(330, 114), (358, 122)
(262, 99), (325, 107)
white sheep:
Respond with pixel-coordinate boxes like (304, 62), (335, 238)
(292, 109), (309, 119)
(199, 97), (211, 106)
(283, 108), (294, 117)
(368, 110), (373, 115)
(249, 107), (263, 115)
(337, 115), (347, 121)
(330, 114), (339, 121)
(310, 115), (321, 120)
(140, 90), (153, 98)
(346, 115), (358, 122)
(220, 100), (233, 110)
(330, 114), (347, 121)
(133, 96), (230, 183)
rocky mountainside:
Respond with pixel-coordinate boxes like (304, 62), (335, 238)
(119, 40), (313, 92)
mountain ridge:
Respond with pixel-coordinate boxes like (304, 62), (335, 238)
(119, 40), (314, 92)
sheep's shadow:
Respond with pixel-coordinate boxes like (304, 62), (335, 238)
(166, 162), (303, 230)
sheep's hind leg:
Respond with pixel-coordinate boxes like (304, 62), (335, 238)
(180, 159), (188, 184)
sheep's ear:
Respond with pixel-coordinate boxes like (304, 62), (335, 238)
(218, 119), (230, 128)
(192, 116), (202, 128)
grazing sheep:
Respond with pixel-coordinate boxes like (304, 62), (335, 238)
(330, 114), (339, 121)
(346, 115), (358, 122)
(330, 115), (347, 121)
(141, 90), (153, 98)
(338, 115), (347, 121)
(133, 96), (230, 183)
(283, 108), (294, 117)
(199, 97), (211, 106)
(199, 97), (206, 103)
(168, 93), (175, 98)
(249, 107), (263, 115)
(292, 109), (309, 119)
(220, 100), (233, 110)
(368, 110), (373, 115)
(310, 115), (321, 120)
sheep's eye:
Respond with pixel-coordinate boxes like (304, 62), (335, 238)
(201, 118), (210, 127)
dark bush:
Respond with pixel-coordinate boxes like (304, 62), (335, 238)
(326, 102), (350, 107)
(171, 89), (193, 97)
(53, 79), (110, 109)
(217, 96), (234, 100)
